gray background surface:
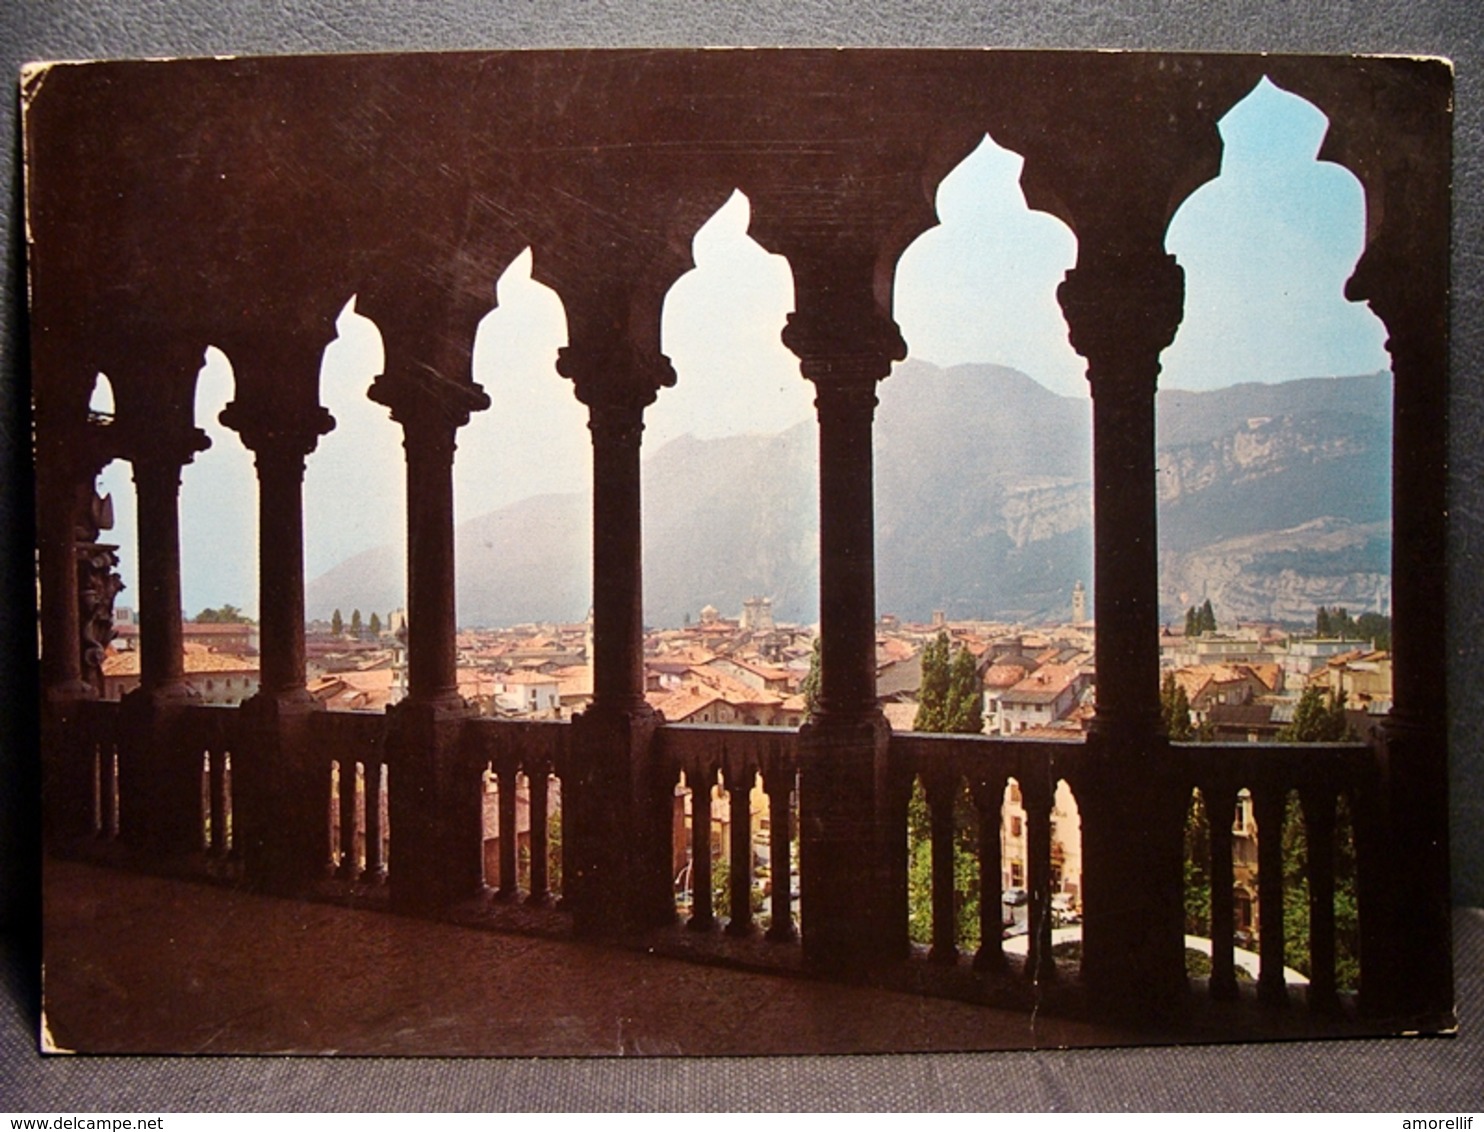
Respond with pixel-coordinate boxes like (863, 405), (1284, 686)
(2, 0), (1480, 1110)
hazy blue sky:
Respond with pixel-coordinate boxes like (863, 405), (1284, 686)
(95, 76), (1389, 619)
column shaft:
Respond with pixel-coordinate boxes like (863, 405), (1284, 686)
(255, 449), (310, 698)
(814, 382), (880, 719)
(131, 456), (190, 696)
(404, 423), (462, 705)
(1057, 248), (1187, 1012)
(587, 403), (648, 712)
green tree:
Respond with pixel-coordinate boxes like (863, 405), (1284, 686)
(907, 631), (985, 948)
(547, 805), (562, 894)
(913, 631), (952, 732)
(1162, 672), (1194, 740)
(331, 608), (343, 636)
(369, 611), (382, 636)
(914, 631), (981, 734)
(1184, 792), (1212, 937)
(195, 604), (249, 624)
(350, 608), (363, 637)
(1185, 606), (1200, 638)
(1199, 598), (1216, 635)
(1278, 794), (1360, 990)
(905, 778), (982, 949)
(1316, 606), (1332, 637)
(801, 636), (822, 715)
(944, 645), (984, 734)
(1279, 686), (1352, 742)
(1355, 612), (1391, 651)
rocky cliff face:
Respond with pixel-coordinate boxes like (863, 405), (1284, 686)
(1000, 479), (1090, 549)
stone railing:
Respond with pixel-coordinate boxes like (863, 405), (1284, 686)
(45, 700), (1377, 1023)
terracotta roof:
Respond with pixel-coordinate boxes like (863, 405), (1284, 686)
(1243, 662), (1284, 691)
(647, 685), (725, 722)
(494, 670), (560, 685)
(983, 662), (1031, 689)
(685, 666), (783, 706)
(875, 638), (916, 664)
(102, 650), (259, 677)
(1004, 663), (1080, 704)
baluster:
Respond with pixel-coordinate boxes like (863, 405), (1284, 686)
(338, 757), (361, 881)
(689, 768), (715, 931)
(973, 777), (1005, 972)
(1254, 785), (1288, 1005)
(365, 760), (385, 883)
(380, 763), (392, 877)
(1207, 783), (1238, 1000)
(326, 760), (341, 877)
(1024, 773), (1056, 984)
(108, 748), (120, 840)
(764, 763), (796, 942)
(527, 767), (551, 906)
(354, 762), (368, 876)
(209, 750), (228, 858)
(725, 767), (754, 936)
(92, 743), (103, 837)
(200, 751), (212, 852)
(926, 771), (958, 965)
(1303, 785), (1339, 1013)
(497, 759), (519, 900)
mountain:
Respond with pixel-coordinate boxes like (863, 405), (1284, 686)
(304, 361), (1393, 628)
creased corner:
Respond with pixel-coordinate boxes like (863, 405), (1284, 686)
(39, 1007), (75, 1055)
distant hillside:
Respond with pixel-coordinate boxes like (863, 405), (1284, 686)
(305, 362), (1393, 628)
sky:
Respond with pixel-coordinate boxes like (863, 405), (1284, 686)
(94, 77), (1390, 619)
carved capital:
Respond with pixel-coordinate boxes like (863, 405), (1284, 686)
(781, 308), (906, 389)
(368, 370), (491, 436)
(123, 424), (212, 480)
(220, 399), (335, 471)
(1058, 252), (1185, 389)
(557, 342), (676, 413)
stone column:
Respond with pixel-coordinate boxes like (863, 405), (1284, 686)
(1057, 245), (1189, 1012)
(367, 380), (489, 914)
(557, 340), (676, 936)
(129, 447), (200, 704)
(1347, 232), (1452, 1025)
(119, 427), (209, 857)
(784, 281), (910, 970)
(580, 394), (651, 715)
(220, 400), (333, 893)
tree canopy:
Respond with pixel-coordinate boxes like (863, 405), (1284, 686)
(194, 604), (250, 624)
(801, 636), (822, 716)
(1161, 672), (1194, 740)
(1279, 685), (1352, 742)
(1185, 599), (1217, 638)
(1316, 605), (1390, 650)
(914, 631), (982, 734)
(908, 630), (985, 949)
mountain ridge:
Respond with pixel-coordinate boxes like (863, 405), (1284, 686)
(304, 361), (1392, 628)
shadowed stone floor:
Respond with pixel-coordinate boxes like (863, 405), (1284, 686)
(42, 860), (1135, 1056)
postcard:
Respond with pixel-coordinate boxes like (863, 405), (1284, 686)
(26, 47), (1454, 1055)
